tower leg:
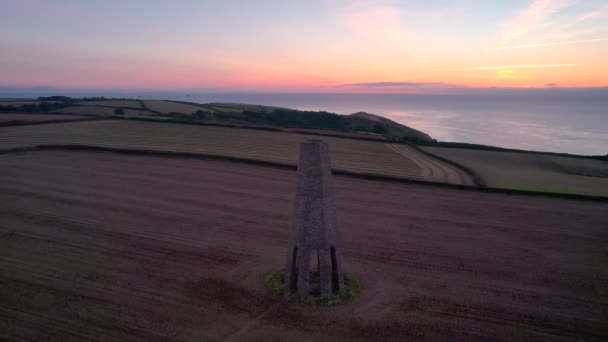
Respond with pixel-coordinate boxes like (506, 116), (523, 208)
(284, 246), (298, 292)
(331, 246), (345, 292)
(297, 248), (311, 298)
(319, 248), (333, 297)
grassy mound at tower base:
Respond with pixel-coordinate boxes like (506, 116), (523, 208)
(263, 269), (361, 306)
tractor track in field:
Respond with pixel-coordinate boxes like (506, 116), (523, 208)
(386, 143), (474, 185)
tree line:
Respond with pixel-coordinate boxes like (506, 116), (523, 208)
(196, 108), (388, 134)
(0, 96), (74, 113)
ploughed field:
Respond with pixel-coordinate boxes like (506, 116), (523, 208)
(0, 120), (473, 185)
(0, 151), (606, 341)
(423, 147), (608, 197)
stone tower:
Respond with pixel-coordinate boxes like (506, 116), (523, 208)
(284, 140), (344, 298)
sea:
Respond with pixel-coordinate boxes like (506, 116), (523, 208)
(3, 91), (607, 156)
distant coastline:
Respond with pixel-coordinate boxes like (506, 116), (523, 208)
(2, 92), (607, 155)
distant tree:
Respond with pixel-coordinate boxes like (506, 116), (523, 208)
(194, 110), (207, 119)
(39, 101), (52, 112)
(0, 105), (17, 112)
(21, 104), (38, 112)
(243, 110), (264, 120)
(350, 123), (368, 132)
(114, 108), (125, 115)
(38, 96), (71, 101)
(167, 112), (190, 119)
(372, 123), (387, 134)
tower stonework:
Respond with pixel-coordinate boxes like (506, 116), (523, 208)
(284, 140), (344, 298)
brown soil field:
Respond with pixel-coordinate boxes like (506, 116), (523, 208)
(55, 106), (153, 116)
(0, 120), (472, 185)
(142, 100), (204, 114)
(423, 147), (608, 197)
(0, 151), (606, 341)
(0, 113), (90, 123)
(75, 100), (143, 108)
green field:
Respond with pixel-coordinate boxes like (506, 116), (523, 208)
(142, 100), (206, 114)
(209, 106), (243, 114)
(422, 146), (608, 197)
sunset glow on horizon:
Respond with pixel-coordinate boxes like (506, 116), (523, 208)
(2, 0), (607, 93)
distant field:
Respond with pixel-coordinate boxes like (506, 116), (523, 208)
(0, 101), (42, 106)
(209, 105), (243, 114)
(423, 147), (608, 197)
(76, 100), (143, 108)
(0, 113), (90, 123)
(55, 106), (153, 116)
(550, 155), (608, 177)
(209, 102), (287, 111)
(388, 144), (473, 185)
(0, 120), (472, 185)
(142, 100), (204, 114)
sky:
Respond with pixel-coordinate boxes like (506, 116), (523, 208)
(2, 0), (607, 93)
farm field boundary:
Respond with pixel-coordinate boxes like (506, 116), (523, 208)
(2, 145), (607, 202)
(0, 120), (440, 183)
(0, 117), (108, 127)
(422, 146), (608, 198)
(418, 140), (608, 161)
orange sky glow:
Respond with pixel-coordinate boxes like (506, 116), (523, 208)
(2, 0), (607, 93)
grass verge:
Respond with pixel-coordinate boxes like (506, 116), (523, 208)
(263, 269), (361, 306)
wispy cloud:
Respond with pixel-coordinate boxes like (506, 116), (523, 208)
(494, 37), (608, 49)
(432, 64), (577, 71)
(502, 0), (572, 41)
(340, 2), (406, 42)
(545, 83), (558, 86)
(577, 5), (608, 21)
(559, 26), (608, 40)
(342, 82), (446, 87)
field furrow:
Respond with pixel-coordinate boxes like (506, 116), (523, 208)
(386, 144), (475, 185)
(0, 120), (471, 185)
(0, 151), (606, 341)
